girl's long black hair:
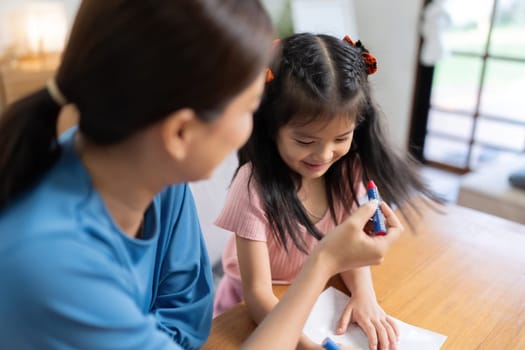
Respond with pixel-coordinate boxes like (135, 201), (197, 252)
(238, 33), (439, 253)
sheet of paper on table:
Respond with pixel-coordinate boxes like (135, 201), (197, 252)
(303, 287), (447, 350)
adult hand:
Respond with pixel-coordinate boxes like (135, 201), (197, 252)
(313, 200), (403, 276)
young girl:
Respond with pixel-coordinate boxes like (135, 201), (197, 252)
(0, 2), (402, 349)
(214, 33), (436, 350)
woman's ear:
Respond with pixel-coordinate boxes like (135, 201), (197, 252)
(160, 108), (202, 161)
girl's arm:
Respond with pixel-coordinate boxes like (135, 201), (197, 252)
(236, 236), (275, 324)
(340, 267), (376, 306)
(236, 237), (321, 350)
(241, 201), (403, 350)
(336, 255), (400, 349)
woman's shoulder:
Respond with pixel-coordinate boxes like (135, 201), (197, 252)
(158, 182), (191, 207)
(156, 183), (205, 231)
(0, 158), (92, 243)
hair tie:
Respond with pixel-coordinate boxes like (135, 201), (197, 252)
(265, 38), (282, 83)
(266, 68), (275, 83)
(343, 35), (378, 75)
(46, 79), (68, 107)
(343, 34), (356, 47)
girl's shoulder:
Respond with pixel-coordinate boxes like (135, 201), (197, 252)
(231, 162), (257, 192)
(223, 162), (264, 210)
(235, 162), (253, 180)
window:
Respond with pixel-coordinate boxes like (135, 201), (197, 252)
(410, 0), (525, 172)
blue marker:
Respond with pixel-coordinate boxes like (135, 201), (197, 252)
(322, 337), (342, 350)
(367, 180), (387, 235)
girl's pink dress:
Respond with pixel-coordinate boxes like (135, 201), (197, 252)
(213, 163), (365, 317)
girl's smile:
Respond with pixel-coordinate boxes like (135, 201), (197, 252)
(301, 160), (331, 173)
(276, 116), (356, 179)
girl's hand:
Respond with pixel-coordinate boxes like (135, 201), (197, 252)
(313, 201), (403, 276)
(335, 295), (399, 350)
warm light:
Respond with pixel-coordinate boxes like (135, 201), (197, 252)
(8, 2), (68, 68)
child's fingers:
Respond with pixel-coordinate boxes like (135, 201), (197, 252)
(336, 306), (353, 335)
(380, 319), (398, 350)
(386, 316), (400, 339)
(371, 318), (389, 350)
(360, 320), (379, 350)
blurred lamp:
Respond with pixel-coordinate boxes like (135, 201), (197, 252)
(9, 2), (68, 68)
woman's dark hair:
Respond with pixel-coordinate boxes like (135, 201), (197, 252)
(238, 33), (439, 253)
(0, 0), (274, 209)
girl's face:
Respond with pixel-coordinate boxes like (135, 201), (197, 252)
(276, 115), (356, 180)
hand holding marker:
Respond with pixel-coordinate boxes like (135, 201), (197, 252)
(320, 186), (386, 350)
(367, 180), (387, 236)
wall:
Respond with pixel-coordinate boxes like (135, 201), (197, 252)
(189, 154), (237, 266)
(353, 0), (424, 149)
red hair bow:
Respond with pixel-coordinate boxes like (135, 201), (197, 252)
(343, 35), (378, 75)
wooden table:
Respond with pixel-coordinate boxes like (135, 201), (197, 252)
(202, 204), (525, 349)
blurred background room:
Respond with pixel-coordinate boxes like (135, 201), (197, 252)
(0, 0), (523, 273)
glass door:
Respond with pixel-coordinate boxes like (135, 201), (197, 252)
(410, 0), (525, 172)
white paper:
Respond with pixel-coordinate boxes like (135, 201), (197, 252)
(304, 287), (447, 350)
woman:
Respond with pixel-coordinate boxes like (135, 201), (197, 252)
(0, 1), (401, 349)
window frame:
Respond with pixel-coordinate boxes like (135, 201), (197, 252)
(409, 0), (525, 173)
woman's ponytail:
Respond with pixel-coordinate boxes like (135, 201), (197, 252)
(0, 87), (62, 209)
